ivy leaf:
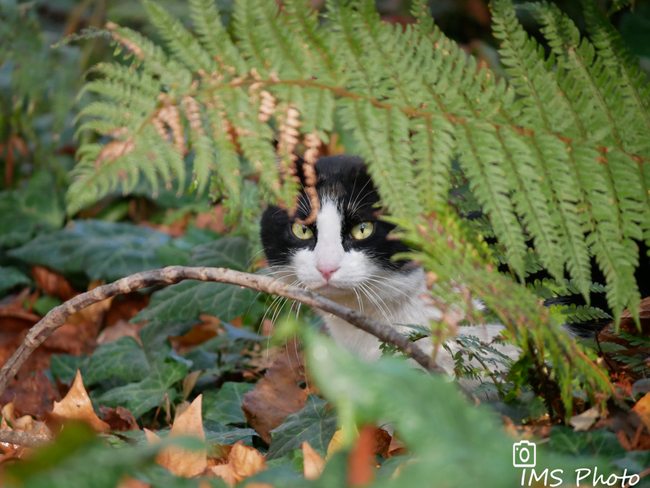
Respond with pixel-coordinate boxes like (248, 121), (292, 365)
(84, 337), (149, 386)
(266, 395), (337, 461)
(97, 360), (187, 417)
(134, 281), (257, 325)
(50, 354), (87, 384)
(138, 320), (199, 365)
(9, 220), (171, 282)
(549, 426), (627, 458)
(132, 237), (257, 324)
(203, 420), (258, 446)
(0, 266), (30, 295)
(204, 382), (255, 425)
(187, 237), (252, 269)
(0, 171), (65, 248)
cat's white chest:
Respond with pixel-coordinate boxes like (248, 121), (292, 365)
(316, 268), (520, 388)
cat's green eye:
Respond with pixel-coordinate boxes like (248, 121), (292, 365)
(291, 223), (314, 240)
(350, 222), (374, 240)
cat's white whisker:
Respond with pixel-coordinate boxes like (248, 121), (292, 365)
(258, 155), (521, 398)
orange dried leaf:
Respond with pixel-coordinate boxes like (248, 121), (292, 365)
(143, 428), (161, 444)
(209, 441), (266, 487)
(51, 371), (109, 431)
(210, 464), (238, 488)
(229, 441), (266, 479)
(633, 392), (650, 430)
(154, 395), (207, 478)
(302, 441), (325, 480)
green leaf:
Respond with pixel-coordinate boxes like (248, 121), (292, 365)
(32, 295), (62, 316)
(5, 422), (198, 488)
(203, 420), (258, 446)
(84, 337), (149, 386)
(98, 360), (187, 417)
(303, 330), (601, 487)
(0, 171), (65, 248)
(0, 266), (30, 295)
(9, 220), (171, 282)
(50, 354), (86, 384)
(187, 237), (252, 269)
(266, 394), (337, 461)
(138, 320), (199, 365)
(134, 281), (258, 326)
(133, 237), (257, 324)
(204, 382), (255, 425)
(549, 426), (627, 459)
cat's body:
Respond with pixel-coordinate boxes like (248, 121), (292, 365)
(260, 155), (518, 383)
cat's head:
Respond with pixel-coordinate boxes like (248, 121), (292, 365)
(260, 155), (414, 298)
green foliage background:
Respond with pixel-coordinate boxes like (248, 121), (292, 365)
(2, 0), (650, 486)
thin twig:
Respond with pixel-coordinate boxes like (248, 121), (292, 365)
(0, 266), (441, 401)
(0, 430), (49, 448)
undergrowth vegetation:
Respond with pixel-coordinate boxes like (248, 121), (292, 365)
(2, 0), (650, 486)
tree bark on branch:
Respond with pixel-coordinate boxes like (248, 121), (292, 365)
(0, 266), (441, 447)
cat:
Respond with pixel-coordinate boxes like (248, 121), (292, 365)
(260, 154), (519, 386)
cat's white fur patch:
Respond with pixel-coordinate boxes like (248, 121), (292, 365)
(280, 201), (520, 396)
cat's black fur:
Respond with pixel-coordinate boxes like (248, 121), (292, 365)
(261, 155), (412, 273)
(260, 155), (650, 337)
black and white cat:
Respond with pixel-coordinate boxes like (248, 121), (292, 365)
(260, 155), (518, 379)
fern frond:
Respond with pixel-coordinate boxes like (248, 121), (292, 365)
(580, 1), (650, 155)
(456, 122), (528, 278)
(491, 0), (579, 136)
(106, 24), (193, 88)
(410, 115), (454, 210)
(189, 0), (247, 73)
(143, 0), (219, 74)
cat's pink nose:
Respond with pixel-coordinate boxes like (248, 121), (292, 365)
(317, 266), (339, 281)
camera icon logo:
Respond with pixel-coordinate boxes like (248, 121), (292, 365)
(513, 440), (536, 468)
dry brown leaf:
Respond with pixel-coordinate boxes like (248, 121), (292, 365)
(387, 435), (406, 458)
(99, 406), (139, 431)
(302, 441), (325, 480)
(195, 204), (227, 234)
(210, 464), (238, 488)
(327, 426), (358, 459)
(569, 407), (601, 432)
(1, 403), (15, 424)
(209, 441), (266, 487)
(12, 415), (34, 433)
(244, 346), (283, 373)
(154, 395), (207, 478)
(633, 392), (650, 431)
(171, 322), (220, 351)
(174, 401), (191, 423)
(97, 320), (142, 345)
(51, 370), (109, 431)
(30, 265), (76, 301)
(1, 369), (60, 419)
(144, 428), (161, 445)
(183, 371), (202, 399)
(104, 292), (150, 328)
(373, 429), (391, 457)
(242, 345), (307, 444)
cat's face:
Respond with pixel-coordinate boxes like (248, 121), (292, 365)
(260, 155), (413, 300)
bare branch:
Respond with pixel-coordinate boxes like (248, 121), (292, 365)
(0, 266), (440, 399)
(0, 430), (49, 448)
